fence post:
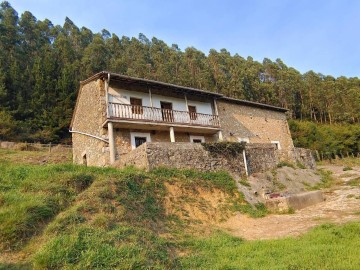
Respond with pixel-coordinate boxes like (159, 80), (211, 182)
(49, 142), (52, 153)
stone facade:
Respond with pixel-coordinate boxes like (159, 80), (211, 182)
(71, 79), (109, 167)
(114, 142), (279, 175)
(113, 129), (215, 159)
(217, 100), (295, 161)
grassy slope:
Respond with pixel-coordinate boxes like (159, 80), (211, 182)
(0, 149), (359, 269)
(180, 222), (360, 270)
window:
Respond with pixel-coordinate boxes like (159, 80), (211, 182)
(188, 105), (197, 120)
(190, 135), (205, 143)
(130, 132), (151, 149)
(130, 97), (143, 114)
(271, 140), (281, 150)
(238, 137), (250, 143)
(135, 137), (147, 148)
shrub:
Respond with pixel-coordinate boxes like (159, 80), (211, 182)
(277, 161), (295, 169)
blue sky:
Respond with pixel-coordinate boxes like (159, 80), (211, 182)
(9, 0), (360, 78)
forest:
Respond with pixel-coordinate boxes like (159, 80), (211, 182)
(0, 2), (359, 154)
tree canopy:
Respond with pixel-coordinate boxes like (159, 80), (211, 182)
(0, 2), (359, 143)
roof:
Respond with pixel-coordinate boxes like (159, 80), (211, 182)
(81, 71), (223, 98)
(81, 71), (288, 112)
(219, 97), (288, 112)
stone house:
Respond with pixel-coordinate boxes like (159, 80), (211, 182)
(70, 71), (296, 169)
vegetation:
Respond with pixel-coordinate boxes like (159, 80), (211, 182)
(202, 142), (246, 157)
(346, 177), (360, 187)
(0, 2), (360, 143)
(306, 169), (336, 190)
(0, 150), (359, 269)
(290, 120), (360, 158)
(179, 222), (360, 270)
(0, 149), (261, 268)
(276, 161), (295, 169)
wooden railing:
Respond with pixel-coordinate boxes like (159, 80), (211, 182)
(108, 102), (220, 127)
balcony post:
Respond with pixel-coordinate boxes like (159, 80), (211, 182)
(217, 130), (224, 142)
(169, 126), (175, 142)
(149, 88), (153, 107)
(108, 122), (116, 164)
(213, 99), (223, 141)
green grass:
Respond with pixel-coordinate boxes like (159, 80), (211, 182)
(179, 222), (360, 270)
(317, 157), (360, 167)
(0, 162), (98, 251)
(276, 161), (295, 169)
(343, 166), (353, 171)
(239, 178), (251, 187)
(346, 177), (360, 187)
(2, 150), (359, 269)
(307, 169), (336, 190)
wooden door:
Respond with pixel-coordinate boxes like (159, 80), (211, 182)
(161, 102), (174, 122)
(130, 97), (143, 114)
(188, 105), (197, 120)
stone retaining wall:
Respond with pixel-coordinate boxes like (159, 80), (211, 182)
(294, 147), (316, 169)
(114, 142), (279, 175)
(245, 143), (278, 174)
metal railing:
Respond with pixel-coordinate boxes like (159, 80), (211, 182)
(108, 102), (220, 127)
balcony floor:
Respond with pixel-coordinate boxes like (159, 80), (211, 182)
(103, 118), (221, 134)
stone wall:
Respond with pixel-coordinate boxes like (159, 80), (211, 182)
(217, 100), (295, 162)
(294, 147), (316, 169)
(246, 143), (278, 174)
(146, 142), (239, 172)
(114, 142), (278, 175)
(71, 79), (109, 167)
(115, 143), (149, 169)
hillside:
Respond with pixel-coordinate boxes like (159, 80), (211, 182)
(0, 1), (360, 144)
(1, 149), (360, 269)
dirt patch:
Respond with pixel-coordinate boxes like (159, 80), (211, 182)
(164, 182), (235, 223)
(219, 165), (360, 240)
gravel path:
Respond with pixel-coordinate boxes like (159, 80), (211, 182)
(220, 165), (360, 240)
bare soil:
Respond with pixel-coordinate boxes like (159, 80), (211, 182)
(219, 165), (360, 240)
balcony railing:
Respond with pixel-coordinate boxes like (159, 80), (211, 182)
(108, 102), (220, 127)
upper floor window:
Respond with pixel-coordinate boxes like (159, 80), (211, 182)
(188, 105), (197, 120)
(130, 97), (143, 114)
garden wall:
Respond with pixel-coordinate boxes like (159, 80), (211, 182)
(114, 142), (279, 175)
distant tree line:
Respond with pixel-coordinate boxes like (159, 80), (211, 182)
(0, 2), (359, 144)
(289, 120), (360, 158)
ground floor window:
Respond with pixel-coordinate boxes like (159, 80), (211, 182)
(190, 135), (205, 143)
(130, 132), (151, 149)
(238, 137), (250, 143)
(271, 140), (281, 150)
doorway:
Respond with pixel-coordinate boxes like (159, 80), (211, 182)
(160, 101), (174, 122)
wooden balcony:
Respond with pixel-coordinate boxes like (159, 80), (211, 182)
(108, 102), (220, 128)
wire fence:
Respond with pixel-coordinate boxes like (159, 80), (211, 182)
(0, 141), (72, 152)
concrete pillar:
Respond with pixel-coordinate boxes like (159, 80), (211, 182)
(108, 122), (116, 164)
(170, 127), (175, 142)
(217, 130), (224, 142)
(184, 94), (189, 111)
(149, 88), (153, 107)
